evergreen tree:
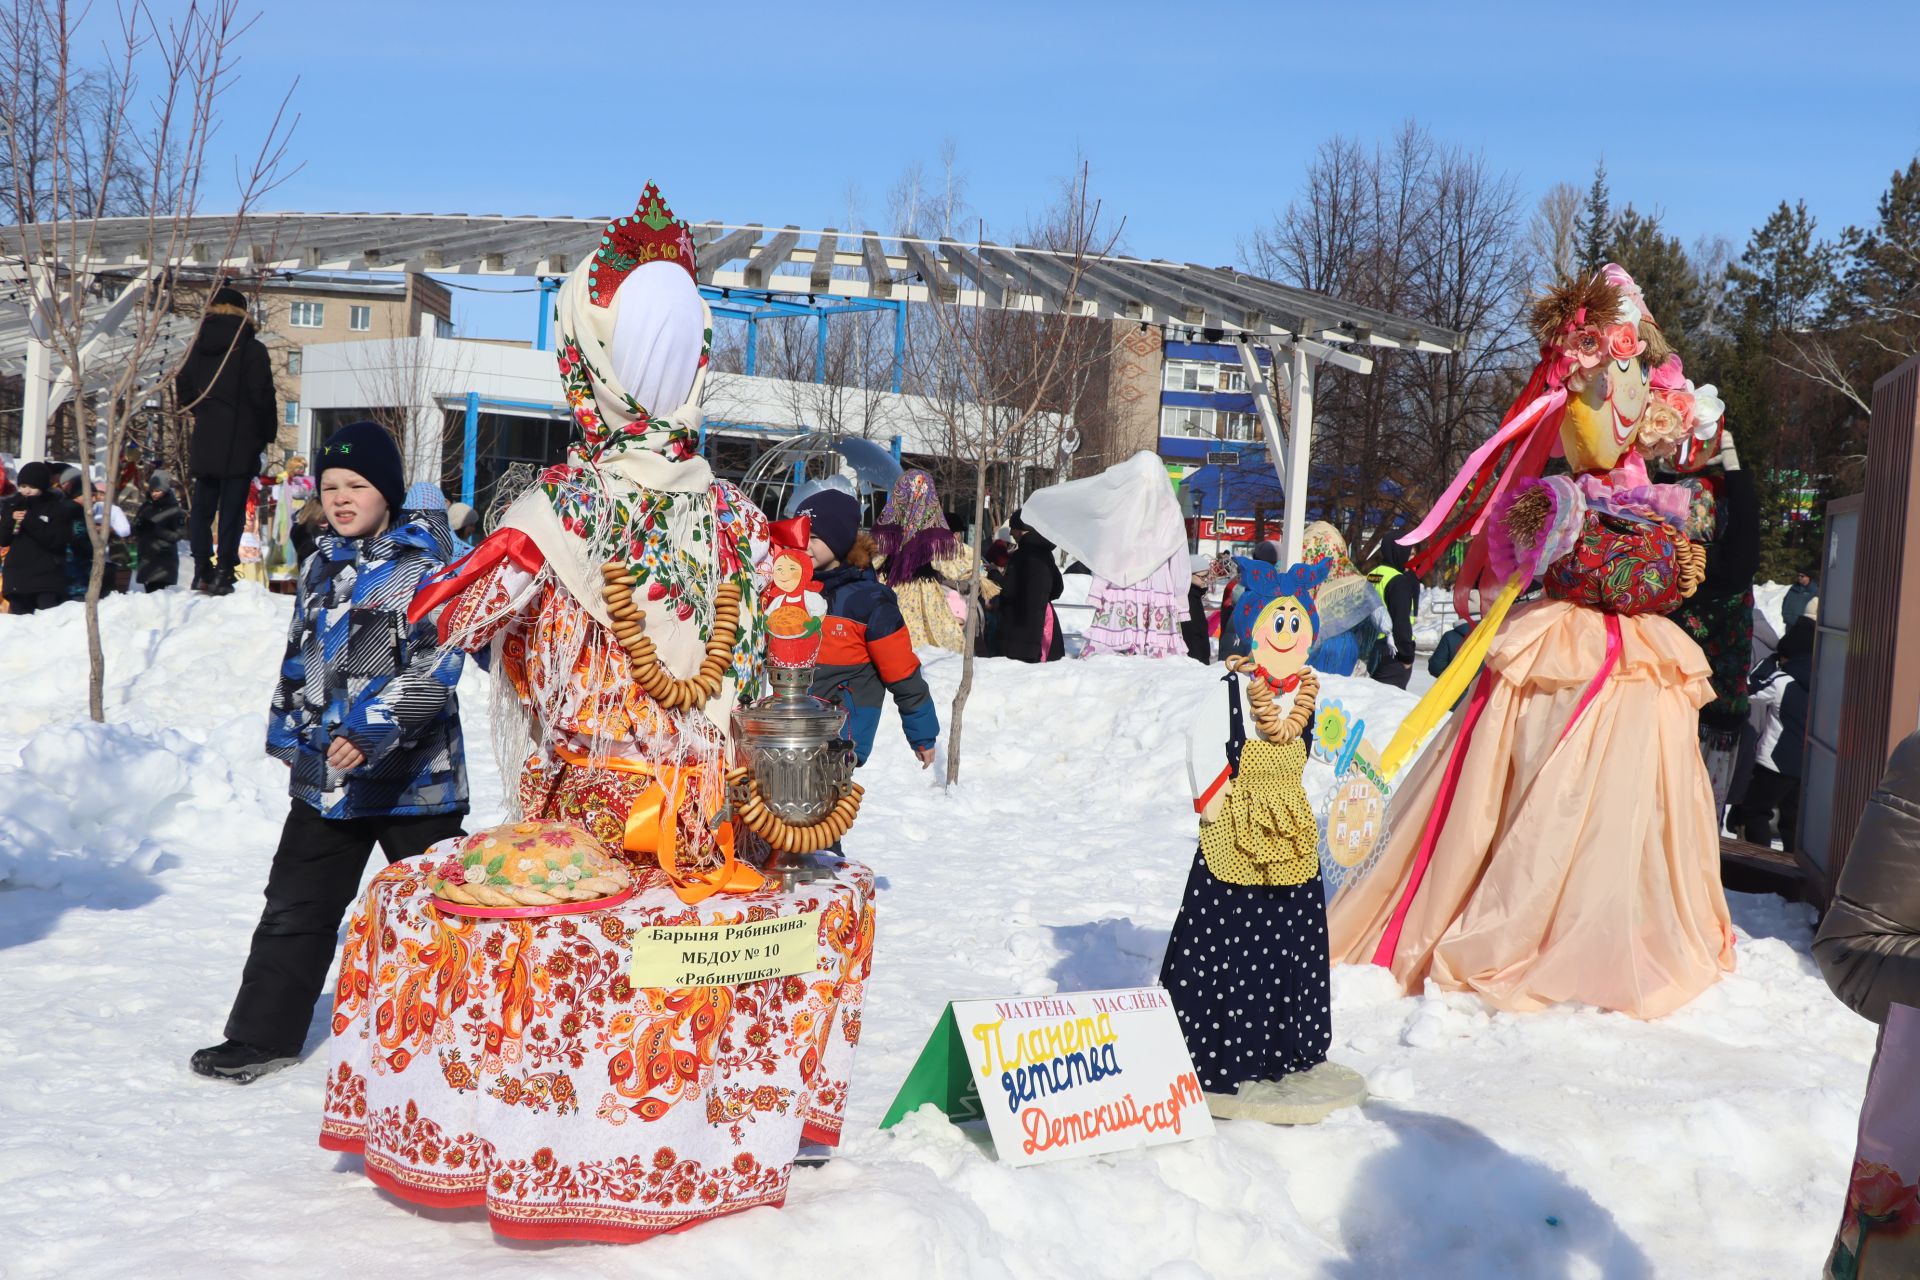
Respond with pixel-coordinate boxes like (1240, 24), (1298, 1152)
(1728, 200), (1832, 332)
(1724, 197), (1846, 581)
(1607, 205), (1708, 349)
(1834, 158), (1920, 348)
(1577, 160), (1611, 273)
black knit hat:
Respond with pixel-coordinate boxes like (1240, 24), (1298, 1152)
(16, 461), (51, 491)
(796, 488), (860, 561)
(317, 421), (406, 517)
(212, 285), (248, 310)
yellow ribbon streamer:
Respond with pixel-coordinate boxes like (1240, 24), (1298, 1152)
(1377, 574), (1525, 782)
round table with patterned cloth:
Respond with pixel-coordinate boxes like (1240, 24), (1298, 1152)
(318, 852), (876, 1243)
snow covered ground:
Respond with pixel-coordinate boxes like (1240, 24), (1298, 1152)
(0, 586), (1874, 1278)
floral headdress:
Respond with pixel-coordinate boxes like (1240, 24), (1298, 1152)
(1528, 264), (1673, 396)
(1232, 555), (1332, 642)
(551, 181), (714, 467)
(1399, 263), (1667, 593)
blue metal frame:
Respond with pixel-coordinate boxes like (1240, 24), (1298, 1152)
(892, 301), (906, 392)
(697, 285), (905, 389)
(461, 391), (480, 504)
(454, 393), (572, 505)
(534, 278), (560, 352)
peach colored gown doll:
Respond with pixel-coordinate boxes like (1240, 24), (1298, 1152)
(1327, 264), (1736, 1019)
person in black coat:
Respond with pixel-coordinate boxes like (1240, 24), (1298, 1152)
(176, 285), (277, 594)
(1729, 616), (1813, 849)
(133, 470), (188, 591)
(997, 510), (1065, 663)
(1182, 554), (1214, 664)
(1, 462), (86, 614)
(1670, 441), (1763, 809)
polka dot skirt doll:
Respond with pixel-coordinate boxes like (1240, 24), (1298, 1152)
(1161, 556), (1365, 1124)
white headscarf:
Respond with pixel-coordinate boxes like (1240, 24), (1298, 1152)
(1019, 451), (1189, 588)
(610, 261), (705, 420)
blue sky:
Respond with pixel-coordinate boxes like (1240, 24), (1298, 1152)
(203, 0), (1920, 339)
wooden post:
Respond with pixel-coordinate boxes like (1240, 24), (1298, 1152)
(1807, 353), (1920, 900)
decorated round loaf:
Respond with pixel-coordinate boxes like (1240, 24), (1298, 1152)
(426, 822), (633, 910)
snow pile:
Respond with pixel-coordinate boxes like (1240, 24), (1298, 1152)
(0, 591), (1875, 1278)
(1, 722), (194, 887)
(0, 589), (293, 890)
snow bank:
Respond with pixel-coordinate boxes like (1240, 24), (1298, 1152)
(0, 593), (1874, 1278)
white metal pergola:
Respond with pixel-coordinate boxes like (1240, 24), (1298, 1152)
(1, 212), (1463, 564)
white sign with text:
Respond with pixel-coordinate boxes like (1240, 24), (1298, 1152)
(950, 986), (1213, 1166)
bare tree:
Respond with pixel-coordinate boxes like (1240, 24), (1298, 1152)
(908, 162), (1122, 785)
(1, 0), (295, 721)
(1245, 123), (1529, 562)
(1526, 182), (1581, 289)
(719, 301), (900, 440)
(0, 3), (148, 223)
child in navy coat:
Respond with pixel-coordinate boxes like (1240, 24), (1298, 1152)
(795, 489), (938, 768)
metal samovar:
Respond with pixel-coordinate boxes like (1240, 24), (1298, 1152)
(730, 663), (857, 884)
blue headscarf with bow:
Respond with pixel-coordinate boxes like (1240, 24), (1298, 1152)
(1232, 556), (1332, 644)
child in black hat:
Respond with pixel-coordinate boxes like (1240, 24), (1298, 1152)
(193, 421), (469, 1083)
(794, 488), (939, 769)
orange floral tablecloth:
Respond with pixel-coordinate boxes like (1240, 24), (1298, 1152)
(319, 852), (875, 1243)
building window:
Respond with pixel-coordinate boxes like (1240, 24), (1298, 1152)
(1162, 359), (1220, 394)
(348, 304), (371, 332)
(289, 300), (324, 328)
(1221, 412), (1260, 442)
(1220, 367), (1247, 393)
(284, 399), (299, 426)
(286, 350), (301, 376)
(1161, 406), (1216, 438)
(434, 316), (454, 338)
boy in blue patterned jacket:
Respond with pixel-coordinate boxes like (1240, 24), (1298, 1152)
(193, 421), (468, 1083)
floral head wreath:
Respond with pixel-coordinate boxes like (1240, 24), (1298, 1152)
(551, 181), (714, 465)
(1232, 555), (1332, 643)
(1529, 263), (1673, 396)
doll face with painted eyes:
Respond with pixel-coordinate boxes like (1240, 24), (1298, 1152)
(1254, 596), (1313, 682)
(1561, 347), (1651, 473)
(771, 553), (806, 595)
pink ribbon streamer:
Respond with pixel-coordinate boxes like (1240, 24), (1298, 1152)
(1557, 613), (1622, 746)
(1372, 668), (1496, 969)
(1398, 388), (1566, 548)
(1371, 611), (1623, 971)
